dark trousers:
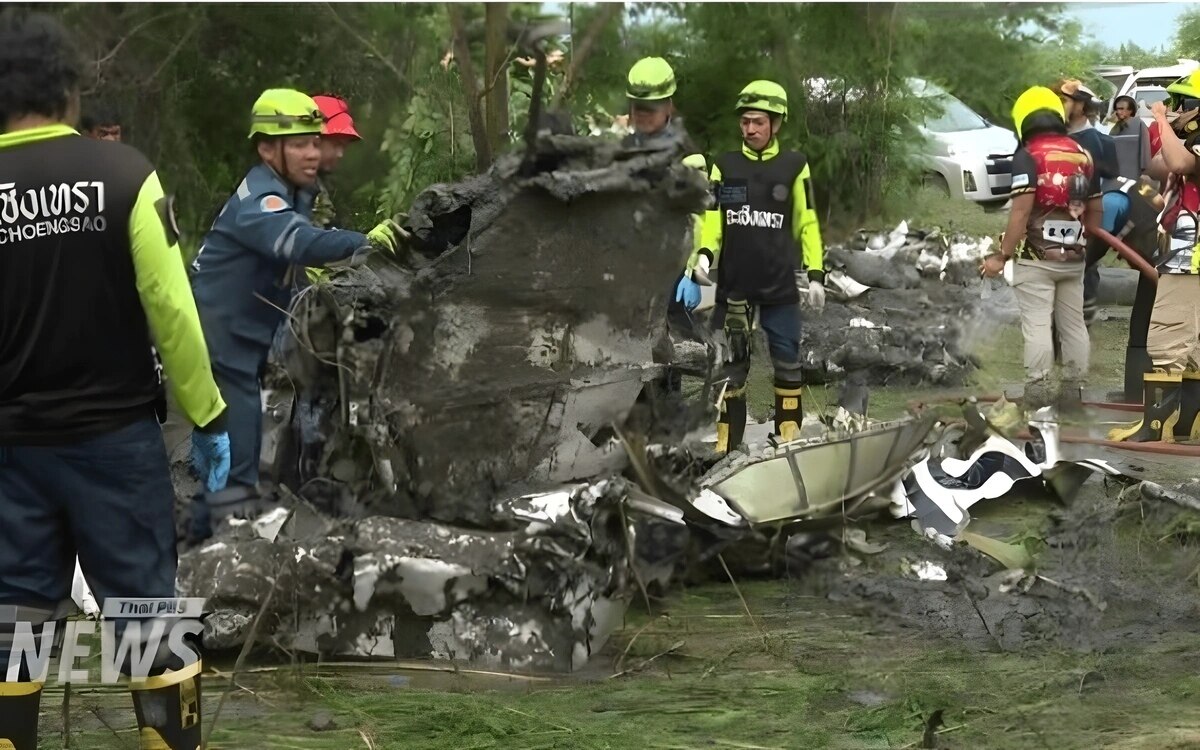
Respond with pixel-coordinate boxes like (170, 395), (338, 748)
(211, 362), (263, 489)
(0, 418), (178, 667)
(712, 301), (804, 385)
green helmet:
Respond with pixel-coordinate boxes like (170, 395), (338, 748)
(248, 88), (324, 140)
(627, 57), (677, 101)
(1167, 70), (1200, 108)
(736, 80), (788, 120)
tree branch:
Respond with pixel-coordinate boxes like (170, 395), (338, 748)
(323, 2), (408, 89)
(141, 24), (199, 86)
(550, 3), (623, 111)
(85, 9), (188, 92)
(447, 3), (492, 170)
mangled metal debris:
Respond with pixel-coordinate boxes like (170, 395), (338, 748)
(172, 130), (710, 670)
(694, 416), (935, 525)
(891, 402), (1127, 539)
(272, 129), (708, 526)
(178, 478), (641, 671)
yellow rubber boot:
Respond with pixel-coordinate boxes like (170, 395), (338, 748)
(1108, 372), (1181, 442)
(774, 381), (803, 442)
(716, 385), (747, 455)
(0, 681), (42, 750)
(130, 662), (203, 750)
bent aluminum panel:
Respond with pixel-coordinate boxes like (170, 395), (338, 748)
(710, 416), (934, 524)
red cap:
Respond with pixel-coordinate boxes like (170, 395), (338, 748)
(312, 94), (361, 140)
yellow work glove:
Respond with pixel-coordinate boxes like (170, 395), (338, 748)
(366, 219), (404, 255)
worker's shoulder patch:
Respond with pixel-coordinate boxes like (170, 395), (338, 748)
(1011, 173), (1030, 190)
(259, 195), (290, 214)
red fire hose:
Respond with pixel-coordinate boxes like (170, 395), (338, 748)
(1091, 227), (1159, 285)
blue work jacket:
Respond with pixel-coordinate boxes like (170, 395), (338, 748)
(191, 164), (366, 373)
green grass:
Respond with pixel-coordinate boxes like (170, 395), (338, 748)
(46, 575), (1200, 749)
(881, 184), (1010, 239)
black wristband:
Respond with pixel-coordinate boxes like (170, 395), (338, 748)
(196, 408), (228, 434)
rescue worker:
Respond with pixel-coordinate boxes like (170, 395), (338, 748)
(622, 57), (708, 391)
(1110, 71), (1200, 442)
(80, 101), (122, 141)
(1103, 93), (1158, 402)
(699, 80), (826, 453)
(981, 86), (1102, 410)
(0, 10), (227, 749)
(190, 89), (402, 492)
(622, 57), (706, 301)
(305, 93), (363, 283)
(310, 93), (361, 229)
(1053, 79), (1122, 327)
(622, 57), (696, 151)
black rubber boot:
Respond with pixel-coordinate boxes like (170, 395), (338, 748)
(1118, 346), (1153, 404)
(773, 380), (803, 442)
(1108, 373), (1181, 443)
(131, 664), (203, 750)
(0, 682), (42, 750)
(716, 386), (747, 455)
(1172, 371), (1200, 443)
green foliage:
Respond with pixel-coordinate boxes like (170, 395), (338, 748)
(378, 70), (477, 215)
(1174, 7), (1200, 61)
(44, 2), (1116, 237)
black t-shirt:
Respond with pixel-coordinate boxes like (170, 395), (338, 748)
(713, 150), (807, 304)
(0, 133), (160, 443)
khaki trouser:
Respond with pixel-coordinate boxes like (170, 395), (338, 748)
(1147, 273), (1200, 372)
(1012, 259), (1089, 386)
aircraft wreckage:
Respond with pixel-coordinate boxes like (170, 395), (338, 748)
(150, 131), (1165, 674)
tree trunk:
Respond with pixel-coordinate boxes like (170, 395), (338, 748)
(447, 3), (491, 170)
(483, 3), (510, 158)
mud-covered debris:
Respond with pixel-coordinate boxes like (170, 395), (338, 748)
(274, 129), (708, 526)
(178, 477), (649, 671)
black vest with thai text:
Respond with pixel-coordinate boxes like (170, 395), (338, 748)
(0, 135), (159, 443)
(714, 150), (806, 304)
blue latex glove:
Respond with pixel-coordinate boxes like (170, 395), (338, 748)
(191, 431), (231, 493)
(675, 276), (702, 311)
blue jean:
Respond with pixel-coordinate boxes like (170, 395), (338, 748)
(211, 362), (263, 489)
(0, 418), (178, 672)
(712, 301), (804, 386)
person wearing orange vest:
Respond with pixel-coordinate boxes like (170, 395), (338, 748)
(981, 86), (1102, 411)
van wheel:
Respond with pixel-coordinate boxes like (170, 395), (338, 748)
(923, 172), (951, 196)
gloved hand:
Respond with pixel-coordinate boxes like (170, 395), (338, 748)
(675, 275), (702, 310)
(366, 219), (405, 255)
(808, 280), (826, 311)
(191, 430), (230, 493)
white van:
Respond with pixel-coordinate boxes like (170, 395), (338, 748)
(1095, 59), (1200, 126)
(910, 79), (1019, 208)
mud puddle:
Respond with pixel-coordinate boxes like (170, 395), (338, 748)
(812, 476), (1200, 654)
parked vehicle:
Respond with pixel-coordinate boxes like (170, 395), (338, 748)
(1095, 59), (1200, 126)
(911, 79), (1018, 208)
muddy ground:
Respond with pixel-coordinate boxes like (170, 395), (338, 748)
(36, 298), (1200, 749)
